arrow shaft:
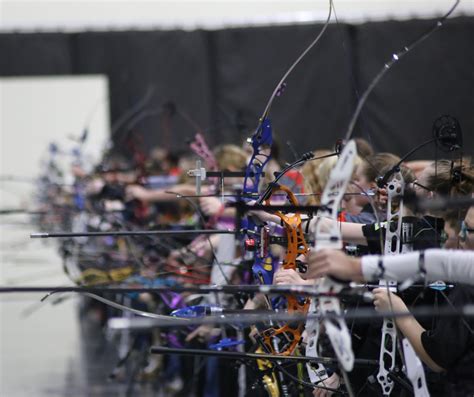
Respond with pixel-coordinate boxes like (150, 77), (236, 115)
(30, 229), (235, 238)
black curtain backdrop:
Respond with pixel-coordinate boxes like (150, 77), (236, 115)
(72, 30), (214, 151)
(212, 23), (356, 158)
(1, 17), (473, 160)
(353, 16), (474, 159)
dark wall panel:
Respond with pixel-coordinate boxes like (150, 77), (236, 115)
(0, 17), (473, 159)
(72, 30), (214, 151)
(0, 33), (72, 75)
(353, 16), (474, 159)
(212, 23), (356, 157)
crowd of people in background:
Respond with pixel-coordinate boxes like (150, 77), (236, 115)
(33, 133), (474, 397)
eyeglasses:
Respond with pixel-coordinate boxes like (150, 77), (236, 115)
(411, 180), (432, 192)
(460, 221), (474, 242)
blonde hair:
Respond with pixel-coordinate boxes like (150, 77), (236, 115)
(318, 154), (362, 191)
(302, 151), (363, 204)
(301, 149), (331, 205)
(214, 144), (248, 171)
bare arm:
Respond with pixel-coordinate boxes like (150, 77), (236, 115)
(373, 289), (445, 373)
(396, 314), (445, 372)
(309, 217), (368, 245)
(340, 222), (367, 245)
(403, 160), (433, 178)
(126, 183), (198, 203)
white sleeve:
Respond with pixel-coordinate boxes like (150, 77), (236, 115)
(361, 249), (474, 284)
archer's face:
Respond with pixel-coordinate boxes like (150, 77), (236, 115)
(460, 206), (474, 251)
(412, 165), (433, 198)
(352, 166), (372, 206)
(443, 221), (460, 249)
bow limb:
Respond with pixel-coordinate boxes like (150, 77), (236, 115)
(377, 172), (405, 395)
(243, 0), (334, 191)
(189, 133), (218, 172)
(377, 173), (430, 397)
(339, 3), (460, 388)
(402, 339), (430, 397)
(243, 0), (334, 280)
(306, 140), (357, 383)
(344, 0), (460, 142)
(260, 0), (333, 120)
(240, 0), (334, 389)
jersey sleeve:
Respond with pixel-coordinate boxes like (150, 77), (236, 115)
(421, 286), (474, 370)
(361, 223), (385, 254)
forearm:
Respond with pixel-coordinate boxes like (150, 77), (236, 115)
(346, 257), (365, 282)
(248, 210), (280, 224)
(222, 207), (235, 217)
(303, 277), (317, 285)
(395, 313), (445, 372)
(403, 160), (432, 177)
(309, 216), (367, 245)
(146, 184), (196, 202)
(341, 222), (367, 245)
(362, 249), (474, 284)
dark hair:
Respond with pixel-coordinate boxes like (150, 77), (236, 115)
(360, 153), (401, 183)
(271, 138), (281, 164)
(165, 151), (180, 167)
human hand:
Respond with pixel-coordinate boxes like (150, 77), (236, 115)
(85, 178), (105, 195)
(372, 288), (406, 312)
(312, 373), (341, 397)
(185, 324), (216, 343)
(246, 200), (281, 224)
(125, 185), (150, 202)
(274, 268), (306, 285)
(377, 187), (388, 206)
(306, 249), (362, 281)
(199, 196), (224, 217)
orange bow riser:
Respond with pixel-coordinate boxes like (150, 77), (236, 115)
(259, 184), (310, 355)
